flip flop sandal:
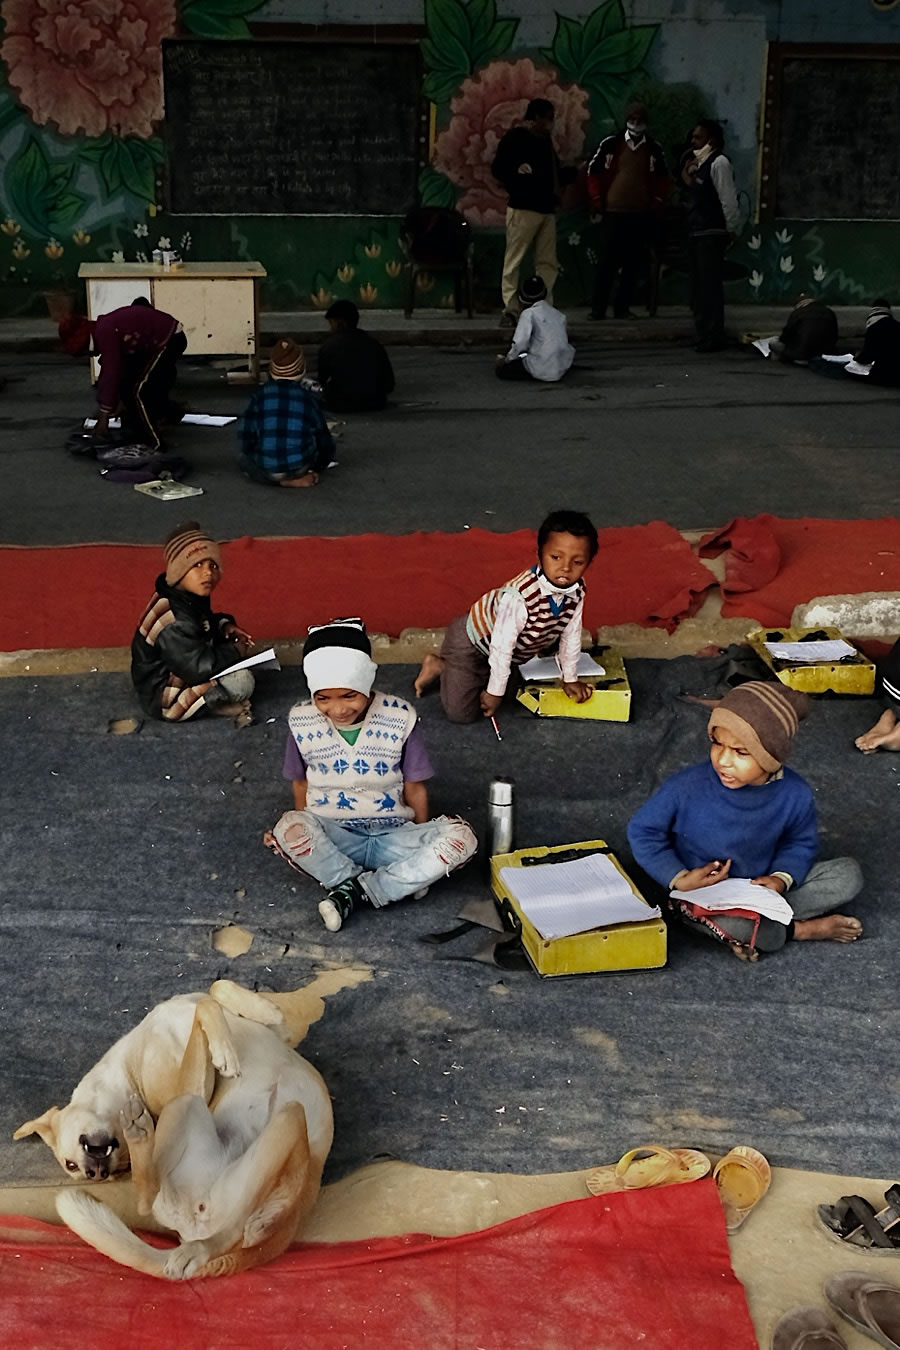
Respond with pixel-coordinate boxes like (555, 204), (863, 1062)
(585, 1145), (710, 1196)
(713, 1145), (772, 1232)
(825, 1271), (900, 1350)
(771, 1308), (849, 1350)
(817, 1188), (900, 1252)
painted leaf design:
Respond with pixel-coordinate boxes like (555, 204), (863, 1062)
(583, 0), (626, 44)
(424, 0), (473, 73)
(51, 189), (88, 229)
(424, 69), (469, 104)
(542, 15), (586, 82)
(418, 165), (458, 209)
(472, 16), (519, 68)
(96, 138), (159, 203)
(580, 26), (658, 78)
(181, 0), (267, 34)
(3, 136), (72, 237)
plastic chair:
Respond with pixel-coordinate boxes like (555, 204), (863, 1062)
(401, 207), (474, 319)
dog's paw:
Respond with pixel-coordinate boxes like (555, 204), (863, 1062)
(208, 1036), (241, 1080)
(163, 1240), (211, 1281)
(120, 1095), (154, 1145)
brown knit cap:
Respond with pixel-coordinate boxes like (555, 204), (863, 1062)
(164, 521), (221, 585)
(269, 338), (306, 380)
(707, 681), (810, 774)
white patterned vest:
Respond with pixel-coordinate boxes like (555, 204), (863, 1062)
(287, 691), (417, 826)
(466, 566), (584, 662)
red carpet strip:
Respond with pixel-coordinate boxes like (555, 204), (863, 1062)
(0, 523), (713, 651)
(0, 1181), (756, 1349)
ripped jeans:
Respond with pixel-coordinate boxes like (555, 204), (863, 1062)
(270, 810), (477, 907)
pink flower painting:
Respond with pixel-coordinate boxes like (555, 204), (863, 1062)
(433, 58), (589, 226)
(1, 0), (177, 139)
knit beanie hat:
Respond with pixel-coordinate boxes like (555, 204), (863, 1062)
(303, 619), (377, 696)
(518, 275), (547, 306)
(164, 522), (222, 585)
(269, 338), (306, 380)
(707, 681), (809, 774)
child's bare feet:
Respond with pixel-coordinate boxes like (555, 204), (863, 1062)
(414, 652), (444, 697)
(793, 914), (862, 943)
(728, 941), (759, 963)
(211, 698), (253, 727)
(855, 708), (900, 753)
(280, 470), (319, 488)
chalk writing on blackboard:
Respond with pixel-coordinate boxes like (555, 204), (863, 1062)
(163, 41), (422, 216)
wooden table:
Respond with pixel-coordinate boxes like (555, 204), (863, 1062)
(78, 261), (267, 381)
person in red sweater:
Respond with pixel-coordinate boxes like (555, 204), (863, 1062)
(586, 102), (669, 320)
(92, 297), (187, 448)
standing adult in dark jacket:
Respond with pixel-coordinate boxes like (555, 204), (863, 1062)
(682, 119), (740, 353)
(491, 98), (576, 324)
(586, 102), (669, 319)
(317, 300), (395, 413)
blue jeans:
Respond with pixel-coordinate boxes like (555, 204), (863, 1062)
(271, 810), (477, 906)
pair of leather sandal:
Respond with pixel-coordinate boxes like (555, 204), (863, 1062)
(773, 1272), (900, 1349)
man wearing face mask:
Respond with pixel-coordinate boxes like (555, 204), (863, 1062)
(586, 102), (669, 320)
(682, 118), (740, 353)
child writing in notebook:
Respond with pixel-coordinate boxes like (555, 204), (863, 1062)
(414, 509), (598, 724)
(627, 682), (863, 961)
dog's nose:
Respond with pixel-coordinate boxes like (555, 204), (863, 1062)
(84, 1160), (109, 1180)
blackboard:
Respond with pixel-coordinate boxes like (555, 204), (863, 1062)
(773, 54), (900, 220)
(162, 40), (423, 215)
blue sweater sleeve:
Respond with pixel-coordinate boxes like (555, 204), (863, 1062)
(627, 776), (690, 887)
(769, 783), (819, 884)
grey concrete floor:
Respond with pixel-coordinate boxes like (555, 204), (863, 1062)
(1, 341), (898, 547)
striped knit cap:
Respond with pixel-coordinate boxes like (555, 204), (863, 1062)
(269, 338), (306, 380)
(707, 681), (809, 774)
(164, 522), (221, 585)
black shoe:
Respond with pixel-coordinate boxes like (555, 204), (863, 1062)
(613, 310), (638, 320)
(318, 876), (368, 932)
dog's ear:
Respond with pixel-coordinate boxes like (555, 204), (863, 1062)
(13, 1106), (61, 1145)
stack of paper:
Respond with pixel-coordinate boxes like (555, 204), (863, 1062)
(764, 639), (857, 663)
(499, 854), (659, 940)
(670, 877), (793, 924)
(518, 652), (606, 681)
(216, 647), (281, 678)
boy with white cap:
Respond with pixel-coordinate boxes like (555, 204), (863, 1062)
(266, 620), (477, 932)
(628, 681), (863, 960)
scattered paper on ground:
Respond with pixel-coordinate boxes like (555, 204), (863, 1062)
(107, 717), (141, 735)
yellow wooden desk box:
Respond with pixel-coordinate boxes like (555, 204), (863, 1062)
(747, 626), (875, 695)
(490, 839), (667, 977)
(515, 648), (631, 722)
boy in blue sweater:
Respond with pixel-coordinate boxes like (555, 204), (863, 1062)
(628, 682), (863, 960)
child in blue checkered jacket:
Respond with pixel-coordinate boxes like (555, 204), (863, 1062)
(239, 338), (334, 488)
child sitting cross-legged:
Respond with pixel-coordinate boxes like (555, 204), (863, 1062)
(265, 619), (477, 932)
(627, 682), (864, 961)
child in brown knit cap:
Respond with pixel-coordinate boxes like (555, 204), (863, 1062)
(131, 522), (255, 724)
(628, 681), (863, 961)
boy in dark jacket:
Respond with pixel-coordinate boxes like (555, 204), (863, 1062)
(131, 523), (255, 724)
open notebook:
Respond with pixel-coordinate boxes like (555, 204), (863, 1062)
(498, 853), (659, 940)
(670, 877), (793, 924)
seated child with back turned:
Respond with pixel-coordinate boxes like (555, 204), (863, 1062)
(495, 276), (575, 383)
(627, 682), (863, 961)
(266, 619), (476, 932)
(415, 510), (597, 724)
(131, 522), (255, 725)
(239, 338), (335, 489)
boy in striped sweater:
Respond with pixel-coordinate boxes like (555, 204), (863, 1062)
(414, 510), (598, 724)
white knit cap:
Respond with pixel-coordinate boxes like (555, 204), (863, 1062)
(302, 620), (377, 695)
(303, 647), (377, 696)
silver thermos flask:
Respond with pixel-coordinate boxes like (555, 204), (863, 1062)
(487, 777), (515, 857)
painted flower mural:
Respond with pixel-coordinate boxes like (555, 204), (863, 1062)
(1, 0), (177, 139)
(434, 58), (589, 226)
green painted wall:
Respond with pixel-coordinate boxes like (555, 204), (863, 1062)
(0, 0), (898, 316)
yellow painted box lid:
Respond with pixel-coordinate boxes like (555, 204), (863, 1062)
(516, 647), (631, 722)
(490, 839), (666, 977)
(746, 626), (875, 695)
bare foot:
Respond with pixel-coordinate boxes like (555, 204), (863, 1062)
(211, 698), (253, 727)
(414, 652), (444, 697)
(793, 914), (863, 943)
(855, 709), (900, 753)
(280, 470), (319, 488)
(729, 941), (759, 963)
